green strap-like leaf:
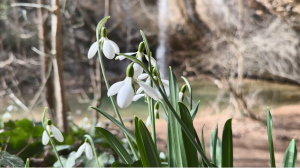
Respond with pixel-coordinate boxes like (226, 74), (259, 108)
(134, 116), (149, 167)
(134, 116), (162, 167)
(202, 124), (206, 155)
(178, 102), (199, 167)
(190, 101), (200, 120)
(212, 124), (218, 164)
(216, 137), (222, 167)
(91, 107), (136, 144)
(267, 107), (276, 167)
(95, 127), (133, 164)
(282, 139), (297, 167)
(167, 69), (188, 167)
(222, 118), (233, 167)
(138, 118), (162, 167)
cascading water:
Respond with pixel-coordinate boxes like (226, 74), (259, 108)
(156, 0), (168, 78)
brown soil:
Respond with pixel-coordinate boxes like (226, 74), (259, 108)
(155, 104), (300, 167)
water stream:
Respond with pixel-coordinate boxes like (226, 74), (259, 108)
(156, 0), (168, 78)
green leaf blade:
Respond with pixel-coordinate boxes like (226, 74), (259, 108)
(267, 107), (276, 167)
(221, 118), (233, 167)
(91, 107), (136, 144)
(95, 127), (133, 164)
(178, 102), (199, 167)
(282, 139), (297, 167)
(167, 68), (187, 167)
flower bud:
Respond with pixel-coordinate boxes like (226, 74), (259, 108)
(101, 27), (107, 38)
(138, 42), (145, 52)
(46, 119), (52, 125)
(154, 102), (159, 110)
(152, 68), (158, 76)
(180, 84), (187, 93)
(126, 63), (134, 78)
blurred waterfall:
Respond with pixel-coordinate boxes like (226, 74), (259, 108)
(156, 0), (168, 78)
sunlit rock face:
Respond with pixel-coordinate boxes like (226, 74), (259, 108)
(256, 0), (300, 30)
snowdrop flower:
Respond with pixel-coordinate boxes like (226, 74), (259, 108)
(146, 102), (167, 127)
(179, 84), (195, 107)
(107, 63), (159, 108)
(115, 42), (156, 78)
(76, 138), (93, 160)
(88, 27), (119, 59)
(42, 119), (64, 145)
(2, 112), (11, 122)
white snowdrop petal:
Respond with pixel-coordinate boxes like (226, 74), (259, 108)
(88, 41), (98, 59)
(137, 82), (159, 100)
(146, 116), (151, 127)
(42, 131), (50, 145)
(85, 143), (93, 160)
(107, 81), (125, 97)
(179, 92), (183, 102)
(161, 79), (169, 86)
(133, 63), (143, 79)
(103, 39), (115, 59)
(138, 73), (148, 80)
(115, 56), (126, 60)
(123, 52), (136, 55)
(51, 125), (64, 142)
(145, 55), (157, 65)
(76, 143), (86, 158)
(117, 78), (134, 108)
(136, 86), (144, 94)
(132, 94), (145, 101)
(108, 40), (120, 54)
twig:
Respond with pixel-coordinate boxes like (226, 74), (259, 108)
(11, 3), (52, 11)
(3, 137), (10, 151)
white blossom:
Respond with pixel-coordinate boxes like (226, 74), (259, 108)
(88, 27), (119, 59)
(76, 140), (93, 160)
(42, 119), (64, 145)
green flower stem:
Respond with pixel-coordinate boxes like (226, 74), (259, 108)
(84, 135), (100, 167)
(118, 54), (214, 167)
(95, 17), (139, 160)
(42, 108), (63, 168)
(147, 96), (156, 146)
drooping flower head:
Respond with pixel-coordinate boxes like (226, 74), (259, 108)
(76, 138), (93, 160)
(108, 63), (159, 108)
(179, 84), (195, 107)
(42, 119), (64, 145)
(115, 42), (157, 79)
(88, 27), (119, 59)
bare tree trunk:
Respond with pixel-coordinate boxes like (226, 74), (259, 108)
(11, 0), (21, 56)
(51, 0), (68, 133)
(37, 0), (56, 121)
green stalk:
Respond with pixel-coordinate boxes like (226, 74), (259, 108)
(95, 17), (138, 160)
(84, 135), (100, 167)
(147, 96), (156, 146)
(42, 108), (63, 168)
